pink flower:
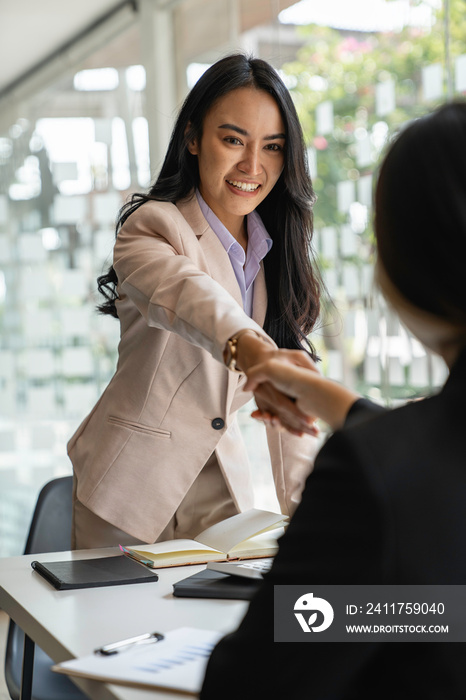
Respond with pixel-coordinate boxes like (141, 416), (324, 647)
(313, 136), (328, 150)
(338, 37), (371, 56)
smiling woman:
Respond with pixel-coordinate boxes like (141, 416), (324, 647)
(186, 87), (286, 244)
(68, 53), (323, 550)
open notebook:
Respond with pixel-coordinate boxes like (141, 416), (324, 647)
(120, 508), (288, 568)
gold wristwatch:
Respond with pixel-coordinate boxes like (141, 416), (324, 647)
(223, 330), (262, 373)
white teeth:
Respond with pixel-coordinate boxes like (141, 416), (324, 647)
(227, 180), (260, 192)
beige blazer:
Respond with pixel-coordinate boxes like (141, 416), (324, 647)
(67, 193), (317, 542)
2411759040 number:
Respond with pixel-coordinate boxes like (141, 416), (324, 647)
(364, 602), (445, 615)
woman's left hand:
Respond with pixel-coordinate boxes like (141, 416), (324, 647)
(245, 355), (360, 433)
(252, 380), (319, 437)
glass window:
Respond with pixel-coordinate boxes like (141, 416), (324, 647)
(0, 0), (463, 554)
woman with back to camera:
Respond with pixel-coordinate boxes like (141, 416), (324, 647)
(201, 101), (466, 699)
(68, 53), (322, 549)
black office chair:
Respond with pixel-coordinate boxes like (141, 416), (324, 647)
(4, 475), (87, 700)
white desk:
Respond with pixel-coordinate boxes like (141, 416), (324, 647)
(0, 547), (248, 700)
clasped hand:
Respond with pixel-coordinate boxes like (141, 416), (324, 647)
(234, 332), (319, 437)
(239, 335), (360, 434)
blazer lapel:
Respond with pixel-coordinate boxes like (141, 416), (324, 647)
(177, 194), (244, 407)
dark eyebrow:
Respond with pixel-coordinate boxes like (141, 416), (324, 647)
(218, 123), (286, 140)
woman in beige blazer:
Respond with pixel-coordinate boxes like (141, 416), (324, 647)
(68, 54), (323, 548)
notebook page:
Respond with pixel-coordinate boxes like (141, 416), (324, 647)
(197, 509), (288, 553)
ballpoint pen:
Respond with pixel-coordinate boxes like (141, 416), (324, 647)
(95, 631), (165, 655)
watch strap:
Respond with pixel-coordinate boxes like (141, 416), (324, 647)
(223, 329), (262, 373)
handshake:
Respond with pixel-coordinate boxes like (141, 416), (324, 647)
(225, 329), (359, 437)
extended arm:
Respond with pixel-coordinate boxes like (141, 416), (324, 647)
(114, 202), (317, 433)
(114, 202), (266, 364)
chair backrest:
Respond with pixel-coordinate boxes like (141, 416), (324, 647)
(4, 476), (85, 700)
(24, 476), (73, 555)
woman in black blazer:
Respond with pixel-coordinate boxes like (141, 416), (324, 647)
(201, 102), (466, 699)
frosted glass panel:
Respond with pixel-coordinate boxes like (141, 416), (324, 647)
(26, 387), (57, 416)
(337, 181), (355, 213)
(376, 79), (396, 116)
(59, 307), (92, 338)
(364, 356), (382, 385)
(361, 265), (374, 296)
(0, 429), (16, 451)
(30, 425), (56, 450)
(19, 269), (52, 300)
(432, 355), (449, 386)
(356, 135), (372, 167)
(0, 195), (7, 224)
(53, 195), (87, 223)
(320, 226), (338, 259)
(23, 309), (55, 340)
(357, 175), (373, 208)
(315, 100), (334, 135)
(388, 357), (405, 386)
(326, 350), (344, 381)
(409, 356), (429, 387)
(422, 64), (443, 101)
(62, 347), (94, 377)
(366, 311), (380, 336)
(386, 335), (408, 358)
(0, 387), (16, 416)
(323, 268), (338, 296)
(94, 229), (116, 262)
(56, 269), (89, 298)
(24, 349), (56, 379)
(0, 235), (11, 262)
(63, 384), (98, 416)
(340, 225), (358, 257)
(0, 351), (14, 378)
(93, 192), (121, 226)
(455, 55), (466, 92)
(94, 118), (113, 145)
(342, 264), (359, 299)
(96, 313), (121, 343)
(52, 162), (79, 183)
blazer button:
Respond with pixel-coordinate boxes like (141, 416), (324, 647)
(211, 418), (225, 430)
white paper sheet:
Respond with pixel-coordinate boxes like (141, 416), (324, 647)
(53, 627), (222, 694)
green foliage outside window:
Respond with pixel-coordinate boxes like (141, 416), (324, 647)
(283, 0), (466, 240)
(280, 0), (465, 398)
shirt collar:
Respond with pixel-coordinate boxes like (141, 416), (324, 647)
(195, 189), (272, 262)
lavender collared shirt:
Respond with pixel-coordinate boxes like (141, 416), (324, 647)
(196, 190), (273, 317)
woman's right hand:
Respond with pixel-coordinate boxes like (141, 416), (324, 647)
(234, 332), (320, 436)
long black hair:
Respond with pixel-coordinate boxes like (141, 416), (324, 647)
(375, 101), (466, 326)
(97, 53), (322, 356)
